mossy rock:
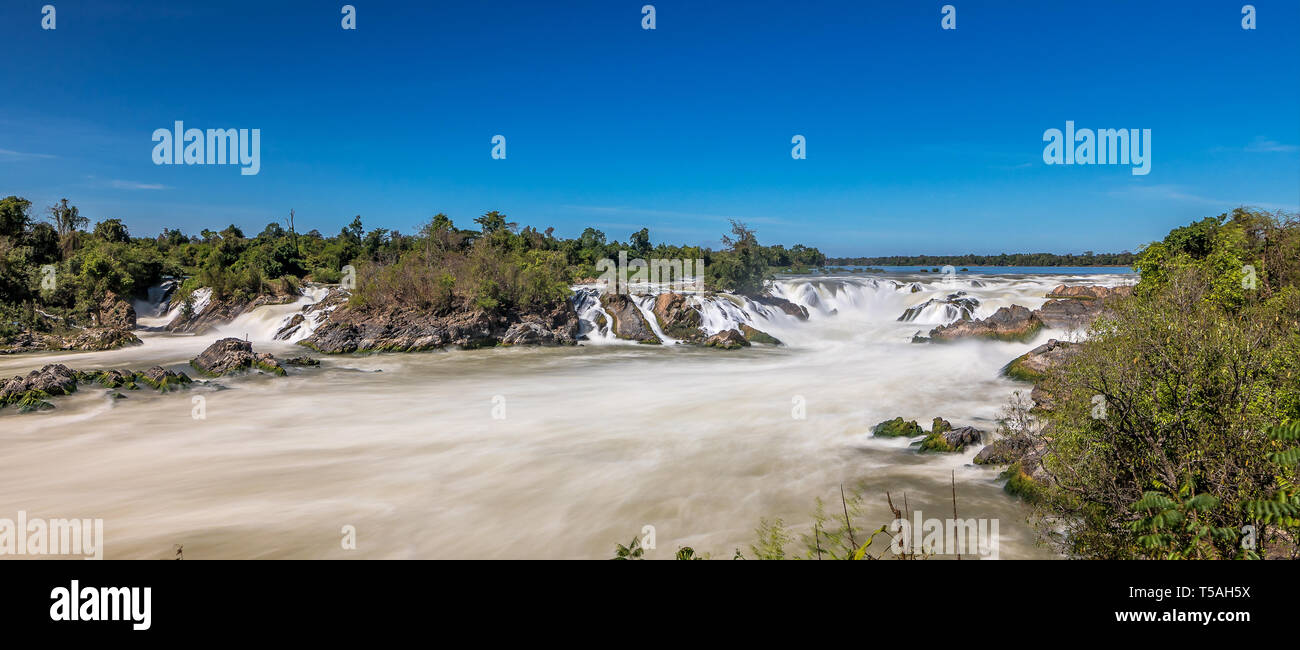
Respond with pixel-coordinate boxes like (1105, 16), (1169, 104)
(14, 391), (55, 413)
(999, 462), (1044, 503)
(739, 324), (782, 346)
(1001, 358), (1046, 383)
(918, 431), (956, 452)
(931, 417), (952, 434)
(872, 417), (924, 438)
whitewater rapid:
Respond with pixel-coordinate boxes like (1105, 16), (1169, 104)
(0, 272), (1131, 559)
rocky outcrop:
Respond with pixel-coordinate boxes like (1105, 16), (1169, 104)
(301, 298), (581, 353)
(1032, 284), (1133, 330)
(600, 294), (661, 344)
(284, 356), (320, 367)
(96, 292), (136, 329)
(0, 327), (142, 354)
(753, 295), (809, 321)
(1045, 284), (1133, 301)
(704, 329), (750, 350)
(78, 366), (193, 392)
(920, 425), (985, 452)
(274, 288), (350, 341)
(1002, 339), (1078, 382)
(872, 417), (924, 438)
(739, 323), (782, 346)
(0, 364), (79, 411)
(918, 305), (1043, 343)
(652, 293), (704, 343)
(190, 338), (286, 376)
(898, 292), (979, 322)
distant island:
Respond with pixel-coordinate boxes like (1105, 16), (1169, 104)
(825, 252), (1136, 267)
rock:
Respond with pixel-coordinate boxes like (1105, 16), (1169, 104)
(974, 436), (1034, 465)
(920, 425), (984, 452)
(600, 294), (661, 344)
(1002, 339), (1077, 382)
(190, 338), (286, 377)
(922, 305), (1043, 343)
(652, 293), (704, 342)
(1, 364), (79, 409)
(273, 313), (306, 340)
(97, 292), (137, 329)
(739, 323), (782, 346)
(898, 292), (979, 322)
(62, 327), (143, 351)
(1029, 383), (1057, 412)
(136, 366), (193, 391)
(1045, 284), (1133, 301)
(931, 417), (952, 434)
(1033, 299), (1101, 330)
(301, 295), (579, 353)
(284, 356), (321, 367)
(752, 295), (809, 321)
(501, 322), (568, 346)
(704, 329), (750, 350)
(872, 417), (924, 438)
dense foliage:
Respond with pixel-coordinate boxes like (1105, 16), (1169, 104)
(1036, 208), (1300, 559)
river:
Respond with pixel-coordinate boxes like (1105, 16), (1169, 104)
(0, 270), (1132, 559)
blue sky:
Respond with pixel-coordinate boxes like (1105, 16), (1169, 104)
(2, 0), (1297, 256)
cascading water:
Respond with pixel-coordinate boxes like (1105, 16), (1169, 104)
(1, 271), (1133, 559)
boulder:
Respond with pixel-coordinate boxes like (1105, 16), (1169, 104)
(922, 305), (1043, 343)
(0, 364), (79, 409)
(920, 425), (984, 452)
(600, 294), (661, 344)
(190, 338), (286, 377)
(872, 417), (924, 438)
(897, 292), (979, 322)
(1045, 284), (1133, 301)
(739, 323), (782, 346)
(284, 356), (321, 367)
(1002, 339), (1077, 382)
(652, 293), (704, 342)
(704, 329), (750, 350)
(1033, 299), (1101, 330)
(753, 295), (809, 321)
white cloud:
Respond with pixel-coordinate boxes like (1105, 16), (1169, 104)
(110, 180), (169, 190)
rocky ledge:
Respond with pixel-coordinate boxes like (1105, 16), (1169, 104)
(190, 338), (287, 376)
(300, 299), (579, 354)
(1, 327), (142, 355)
(916, 305), (1044, 343)
(1, 363), (192, 413)
(1001, 338), (1078, 383)
(1034, 283), (1133, 330)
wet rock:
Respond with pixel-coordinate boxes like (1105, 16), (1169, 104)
(273, 313), (306, 340)
(872, 417), (924, 438)
(600, 294), (661, 344)
(652, 293), (704, 343)
(62, 327), (143, 351)
(920, 425), (985, 452)
(284, 356), (321, 367)
(753, 295), (810, 321)
(704, 328), (750, 350)
(922, 305), (1043, 343)
(739, 323), (782, 346)
(136, 366), (193, 391)
(898, 291), (980, 322)
(1002, 339), (1078, 382)
(190, 338), (286, 377)
(0, 364), (78, 410)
